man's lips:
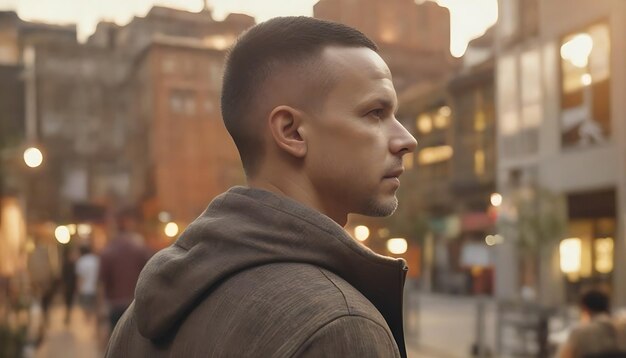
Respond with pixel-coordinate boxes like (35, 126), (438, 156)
(383, 168), (404, 180)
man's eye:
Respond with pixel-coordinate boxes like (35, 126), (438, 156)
(368, 109), (384, 119)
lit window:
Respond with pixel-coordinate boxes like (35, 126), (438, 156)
(594, 237), (613, 274)
(403, 152), (414, 170)
(203, 35), (234, 50)
(560, 24), (611, 147)
(416, 114), (432, 133)
(434, 106), (450, 129)
(474, 149), (485, 176)
(418, 146), (453, 165)
(560, 238), (582, 274)
(474, 110), (486, 132)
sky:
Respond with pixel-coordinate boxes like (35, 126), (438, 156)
(0, 0), (498, 57)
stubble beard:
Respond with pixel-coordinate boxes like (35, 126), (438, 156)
(361, 193), (399, 217)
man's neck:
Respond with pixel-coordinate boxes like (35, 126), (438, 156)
(246, 176), (347, 226)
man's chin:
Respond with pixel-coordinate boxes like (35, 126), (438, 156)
(359, 196), (398, 217)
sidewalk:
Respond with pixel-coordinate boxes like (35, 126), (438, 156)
(30, 303), (101, 358)
(404, 291), (498, 358)
(407, 340), (458, 358)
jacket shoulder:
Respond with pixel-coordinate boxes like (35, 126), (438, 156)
(172, 262), (394, 356)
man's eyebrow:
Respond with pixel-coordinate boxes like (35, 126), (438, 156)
(365, 97), (399, 115)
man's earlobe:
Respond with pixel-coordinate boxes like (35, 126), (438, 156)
(268, 106), (307, 158)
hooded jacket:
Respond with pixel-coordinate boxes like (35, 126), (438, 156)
(105, 186), (408, 357)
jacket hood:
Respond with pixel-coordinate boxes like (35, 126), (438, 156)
(134, 186), (408, 355)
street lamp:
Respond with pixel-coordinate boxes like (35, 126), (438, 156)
(164, 222), (179, 238)
(354, 225), (370, 241)
(490, 193), (503, 207)
(387, 238), (408, 255)
(54, 225), (71, 244)
(23, 147), (43, 168)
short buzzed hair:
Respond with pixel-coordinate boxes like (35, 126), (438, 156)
(221, 16), (378, 176)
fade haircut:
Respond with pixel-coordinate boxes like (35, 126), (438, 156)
(221, 16), (378, 177)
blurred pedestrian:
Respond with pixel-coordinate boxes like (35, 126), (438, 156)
(75, 243), (99, 324)
(106, 16), (416, 358)
(27, 235), (60, 344)
(558, 288), (626, 358)
(99, 207), (151, 334)
(61, 245), (79, 325)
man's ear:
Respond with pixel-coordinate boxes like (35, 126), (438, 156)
(268, 105), (307, 158)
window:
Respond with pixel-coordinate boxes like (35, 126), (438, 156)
(170, 93), (183, 113)
(519, 49), (541, 155)
(416, 114), (432, 134)
(560, 23), (611, 147)
(162, 56), (176, 74)
(499, 0), (519, 42)
(169, 90), (196, 116)
(499, 0), (538, 43)
(208, 62), (223, 92)
(418, 145), (453, 165)
(474, 149), (485, 176)
(203, 98), (215, 114)
(403, 152), (414, 170)
(473, 89), (493, 178)
(497, 48), (541, 158)
(415, 106), (450, 134)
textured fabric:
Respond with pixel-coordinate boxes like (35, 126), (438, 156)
(105, 186), (407, 357)
(568, 314), (626, 358)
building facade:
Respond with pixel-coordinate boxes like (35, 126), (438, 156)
(313, 0), (458, 91)
(126, 36), (245, 244)
(86, 7), (255, 244)
(0, 7), (255, 250)
(494, 0), (626, 306)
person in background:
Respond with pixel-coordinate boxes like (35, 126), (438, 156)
(99, 207), (151, 334)
(60, 245), (78, 326)
(27, 234), (60, 344)
(558, 288), (626, 358)
(75, 243), (99, 324)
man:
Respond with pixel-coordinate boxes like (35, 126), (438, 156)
(106, 16), (417, 357)
(99, 208), (151, 333)
(558, 289), (626, 358)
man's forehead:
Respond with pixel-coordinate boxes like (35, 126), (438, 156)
(321, 46), (392, 79)
(320, 46), (396, 104)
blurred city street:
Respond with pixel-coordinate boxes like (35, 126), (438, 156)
(32, 302), (101, 358)
(2, 0), (626, 356)
(405, 292), (498, 358)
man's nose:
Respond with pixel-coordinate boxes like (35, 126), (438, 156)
(390, 119), (418, 155)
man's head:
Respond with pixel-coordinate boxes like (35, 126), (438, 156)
(580, 288), (610, 318)
(222, 17), (378, 176)
(222, 17), (417, 225)
(115, 206), (140, 233)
